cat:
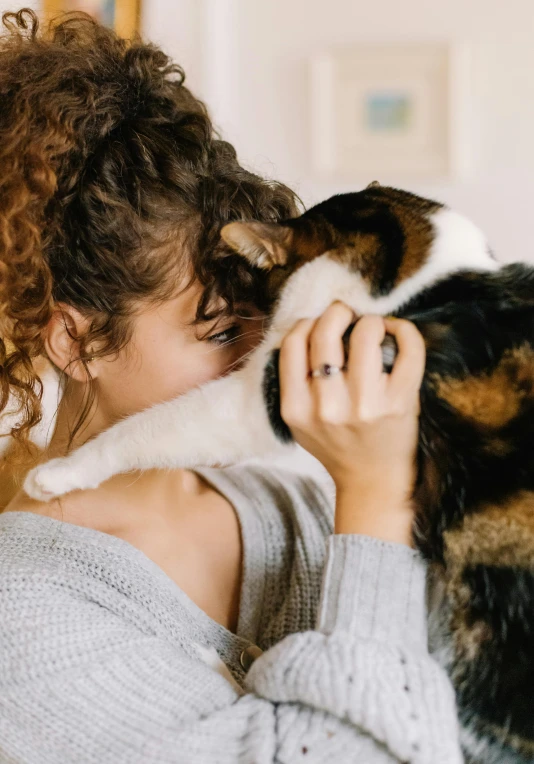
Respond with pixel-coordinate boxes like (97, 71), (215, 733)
(22, 183), (534, 763)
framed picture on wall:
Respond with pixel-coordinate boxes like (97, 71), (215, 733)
(310, 43), (470, 181)
(42, 0), (140, 38)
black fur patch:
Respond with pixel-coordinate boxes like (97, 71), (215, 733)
(456, 565), (534, 749)
(306, 192), (406, 295)
(262, 349), (293, 444)
(400, 266), (534, 560)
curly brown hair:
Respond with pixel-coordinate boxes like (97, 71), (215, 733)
(0, 8), (299, 464)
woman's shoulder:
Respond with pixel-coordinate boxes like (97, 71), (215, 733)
(0, 509), (217, 679)
(0, 509), (198, 622)
(0, 509), (153, 603)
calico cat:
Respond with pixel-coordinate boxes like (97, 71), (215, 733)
(23, 184), (534, 763)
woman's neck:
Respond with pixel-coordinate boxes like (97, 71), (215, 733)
(46, 377), (116, 458)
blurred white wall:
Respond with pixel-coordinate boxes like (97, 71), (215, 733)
(2, 0), (533, 263)
(144, 0), (534, 263)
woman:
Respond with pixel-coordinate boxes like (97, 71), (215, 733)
(0, 9), (461, 763)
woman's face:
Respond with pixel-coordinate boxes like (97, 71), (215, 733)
(86, 278), (265, 429)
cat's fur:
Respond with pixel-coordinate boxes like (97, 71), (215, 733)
(23, 185), (534, 763)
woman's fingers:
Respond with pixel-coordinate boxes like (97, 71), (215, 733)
(278, 318), (314, 427)
(308, 302), (354, 421)
(279, 302), (355, 428)
(383, 318), (426, 397)
(279, 309), (425, 432)
(346, 315), (387, 399)
(308, 302), (354, 372)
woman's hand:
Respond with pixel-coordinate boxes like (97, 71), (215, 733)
(278, 302), (425, 545)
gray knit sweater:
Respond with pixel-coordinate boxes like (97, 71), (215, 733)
(0, 465), (462, 763)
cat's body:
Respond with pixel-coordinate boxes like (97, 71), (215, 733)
(22, 185), (534, 763)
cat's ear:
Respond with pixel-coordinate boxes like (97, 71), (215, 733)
(220, 222), (293, 270)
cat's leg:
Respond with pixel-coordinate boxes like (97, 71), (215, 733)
(23, 361), (284, 501)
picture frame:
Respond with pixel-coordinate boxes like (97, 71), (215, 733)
(42, 0), (141, 39)
(310, 43), (471, 181)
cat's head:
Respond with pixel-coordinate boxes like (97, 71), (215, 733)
(221, 183), (495, 304)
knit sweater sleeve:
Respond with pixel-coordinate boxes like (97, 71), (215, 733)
(0, 533), (462, 764)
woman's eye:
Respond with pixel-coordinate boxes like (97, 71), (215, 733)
(206, 325), (240, 345)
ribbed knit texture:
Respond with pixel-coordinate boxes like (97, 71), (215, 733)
(0, 465), (462, 763)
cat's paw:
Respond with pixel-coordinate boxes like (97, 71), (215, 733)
(23, 457), (98, 502)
